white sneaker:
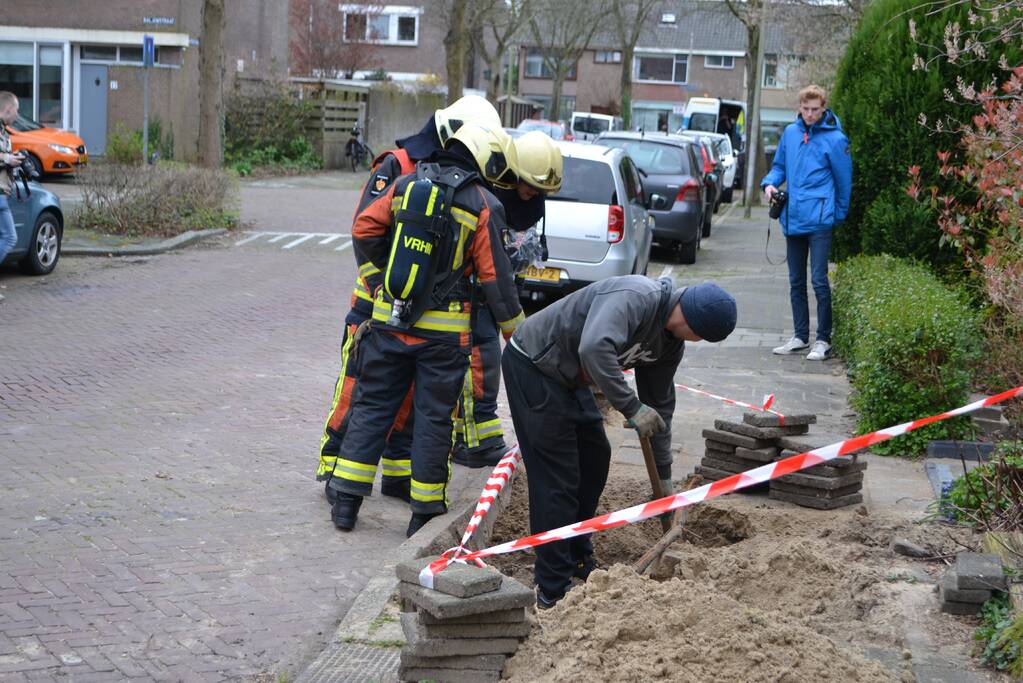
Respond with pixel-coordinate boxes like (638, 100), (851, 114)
(806, 340), (831, 361)
(772, 337), (809, 355)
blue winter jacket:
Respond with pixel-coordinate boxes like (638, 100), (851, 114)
(761, 110), (853, 236)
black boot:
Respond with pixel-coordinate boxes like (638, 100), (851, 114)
(325, 480), (338, 505)
(406, 512), (441, 538)
(332, 493), (363, 531)
(380, 478), (411, 502)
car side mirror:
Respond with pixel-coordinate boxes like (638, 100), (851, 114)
(647, 193), (668, 211)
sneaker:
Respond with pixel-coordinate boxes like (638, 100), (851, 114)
(331, 493), (362, 531)
(380, 478), (411, 502)
(806, 340), (831, 361)
(772, 336), (809, 355)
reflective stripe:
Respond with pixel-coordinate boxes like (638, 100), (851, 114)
(316, 453), (337, 478)
(461, 367), (478, 447)
(499, 311), (526, 334)
(334, 458), (377, 483)
(319, 326), (358, 475)
(359, 262), (380, 277)
(381, 458), (411, 476)
(450, 207), (479, 228)
(372, 299), (471, 333)
(410, 479), (446, 502)
(475, 419), (503, 441)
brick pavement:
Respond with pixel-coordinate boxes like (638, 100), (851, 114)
(0, 214), (417, 681)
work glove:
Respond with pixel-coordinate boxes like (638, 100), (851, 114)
(626, 404), (666, 438)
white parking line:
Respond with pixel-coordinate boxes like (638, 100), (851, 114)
(282, 234), (317, 249)
(318, 234), (343, 245)
(267, 233), (295, 244)
(234, 232), (270, 246)
(335, 241), (353, 252)
(658, 265), (675, 280)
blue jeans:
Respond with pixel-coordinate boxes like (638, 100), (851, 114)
(786, 230), (832, 344)
(0, 193), (17, 264)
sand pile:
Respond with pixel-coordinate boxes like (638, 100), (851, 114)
(503, 564), (900, 683)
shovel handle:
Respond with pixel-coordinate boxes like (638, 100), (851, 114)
(639, 436), (671, 533)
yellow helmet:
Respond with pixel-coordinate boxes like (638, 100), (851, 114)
(448, 123), (519, 190)
(513, 131), (563, 194)
(435, 95), (502, 148)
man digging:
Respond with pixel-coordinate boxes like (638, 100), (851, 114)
(501, 275), (737, 608)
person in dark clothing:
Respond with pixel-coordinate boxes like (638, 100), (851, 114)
(502, 276), (737, 608)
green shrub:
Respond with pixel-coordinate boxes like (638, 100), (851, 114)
(105, 119), (175, 165)
(833, 254), (981, 454)
(946, 442), (1023, 522)
(975, 593), (1023, 675)
(73, 161), (237, 237)
(830, 0), (1023, 264)
(224, 80), (321, 174)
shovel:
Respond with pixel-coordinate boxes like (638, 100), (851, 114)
(639, 436), (672, 534)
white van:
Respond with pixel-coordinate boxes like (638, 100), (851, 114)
(569, 112), (624, 142)
(680, 98), (747, 150)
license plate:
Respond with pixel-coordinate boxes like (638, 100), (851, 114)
(78, 154), (88, 165)
(522, 266), (561, 282)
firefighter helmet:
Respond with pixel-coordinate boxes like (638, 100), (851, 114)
(513, 131), (563, 194)
(447, 123), (519, 190)
(435, 95), (502, 148)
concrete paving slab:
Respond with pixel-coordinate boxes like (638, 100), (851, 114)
(396, 557), (502, 598)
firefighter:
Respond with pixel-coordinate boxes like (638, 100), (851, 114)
(452, 131), (563, 468)
(332, 124), (526, 537)
(317, 96), (503, 505)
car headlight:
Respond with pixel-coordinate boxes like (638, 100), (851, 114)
(49, 144), (75, 155)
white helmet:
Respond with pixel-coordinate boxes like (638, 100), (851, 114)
(435, 95), (502, 148)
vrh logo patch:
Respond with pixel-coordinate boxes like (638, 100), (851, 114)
(370, 174), (389, 196)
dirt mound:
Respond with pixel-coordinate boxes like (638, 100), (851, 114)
(503, 564), (901, 683)
(683, 504), (754, 547)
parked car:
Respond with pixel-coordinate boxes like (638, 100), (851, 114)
(6, 114), (87, 177)
(679, 130), (737, 203)
(569, 112), (625, 142)
(596, 132), (705, 264)
(516, 119), (572, 141)
(683, 136), (724, 236)
(518, 141), (656, 297)
(680, 97), (746, 149)
(1, 168), (64, 275)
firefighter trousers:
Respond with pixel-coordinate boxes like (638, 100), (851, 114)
(335, 327), (468, 515)
(318, 310), (414, 492)
(457, 308), (506, 456)
(502, 343), (611, 601)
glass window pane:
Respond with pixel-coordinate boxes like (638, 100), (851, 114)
(397, 16), (416, 41)
(345, 13), (367, 41)
(120, 46), (143, 63)
(38, 46), (62, 127)
(0, 42), (34, 116)
(637, 56), (673, 81)
(82, 45), (116, 60)
(673, 56), (688, 83)
(368, 14), (390, 41)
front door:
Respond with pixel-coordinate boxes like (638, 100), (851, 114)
(80, 64), (108, 155)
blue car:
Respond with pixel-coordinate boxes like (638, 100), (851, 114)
(2, 170), (63, 275)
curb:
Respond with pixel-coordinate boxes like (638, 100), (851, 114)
(296, 463), (521, 683)
(63, 228), (228, 257)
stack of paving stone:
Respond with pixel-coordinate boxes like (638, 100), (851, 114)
(395, 556), (534, 683)
(939, 552), (1006, 615)
(695, 411), (868, 510)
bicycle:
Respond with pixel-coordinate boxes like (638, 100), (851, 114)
(345, 124), (373, 173)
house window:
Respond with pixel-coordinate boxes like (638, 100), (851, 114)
(595, 50), (622, 64)
(80, 45), (164, 65)
(81, 45), (116, 61)
(704, 55), (734, 69)
(634, 54), (687, 83)
(342, 5), (420, 46)
(524, 48), (576, 80)
(661, 12), (676, 24)
(763, 54), (785, 88)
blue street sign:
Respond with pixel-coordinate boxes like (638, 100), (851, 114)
(143, 35), (155, 68)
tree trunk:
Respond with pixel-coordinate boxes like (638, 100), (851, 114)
(549, 73), (565, 121)
(620, 46), (635, 129)
(198, 0), (225, 167)
(742, 17), (763, 216)
(486, 52), (502, 103)
(444, 0), (468, 105)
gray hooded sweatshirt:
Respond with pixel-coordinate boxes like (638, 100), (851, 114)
(510, 275), (684, 475)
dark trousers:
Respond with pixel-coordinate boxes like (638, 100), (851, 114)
(336, 327), (468, 514)
(502, 345), (611, 600)
(460, 308), (506, 454)
(786, 229), (833, 344)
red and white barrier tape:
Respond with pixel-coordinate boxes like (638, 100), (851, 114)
(419, 445), (522, 584)
(623, 369), (784, 423)
(417, 385), (1023, 587)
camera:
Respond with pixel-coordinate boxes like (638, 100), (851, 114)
(769, 190), (788, 220)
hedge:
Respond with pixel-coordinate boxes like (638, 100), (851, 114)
(833, 254), (980, 454)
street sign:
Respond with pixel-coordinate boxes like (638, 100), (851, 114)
(143, 35), (155, 68)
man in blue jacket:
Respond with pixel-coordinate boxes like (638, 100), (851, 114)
(761, 85), (852, 361)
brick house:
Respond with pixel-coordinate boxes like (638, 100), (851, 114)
(0, 1), (288, 161)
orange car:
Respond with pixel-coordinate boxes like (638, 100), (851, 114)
(7, 114), (87, 177)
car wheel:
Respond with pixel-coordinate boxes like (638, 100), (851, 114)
(722, 187), (734, 203)
(678, 239), (697, 265)
(20, 210), (61, 275)
(701, 206), (712, 238)
(21, 152), (43, 179)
